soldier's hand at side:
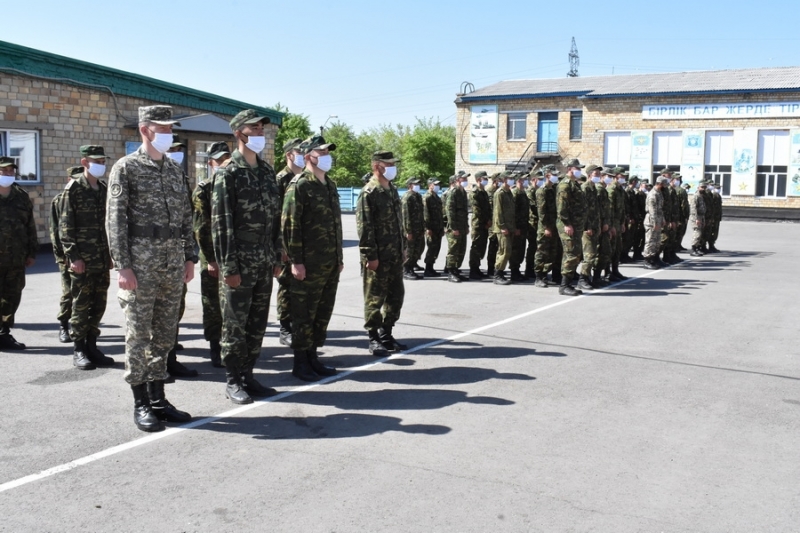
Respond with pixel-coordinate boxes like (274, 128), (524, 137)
(501, 229), (509, 236)
(585, 229), (593, 236)
(273, 265), (282, 278)
(118, 268), (138, 291)
(183, 261), (194, 284)
(225, 273), (241, 288)
(544, 228), (552, 237)
(281, 251), (289, 263)
(25, 257), (36, 268)
(407, 233), (413, 241)
(366, 259), (379, 271)
(71, 259), (86, 274)
(208, 262), (219, 279)
(621, 225), (626, 233)
(339, 263), (344, 273)
(426, 229), (432, 236)
(452, 230), (460, 236)
(565, 225), (574, 236)
(292, 264), (306, 281)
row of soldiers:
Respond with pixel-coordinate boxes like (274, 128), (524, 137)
(398, 161), (723, 294)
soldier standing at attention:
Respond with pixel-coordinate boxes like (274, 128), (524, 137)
(643, 176), (668, 269)
(606, 168), (627, 281)
(445, 173), (470, 282)
(578, 164), (601, 291)
(673, 173), (690, 251)
(484, 173), (501, 277)
(274, 138), (304, 348)
(594, 168), (613, 287)
(106, 105), (193, 432)
(401, 177), (425, 280)
(533, 168), (559, 288)
(51, 166), (83, 344)
(468, 171), (491, 280)
(509, 174), (530, 282)
(282, 135), (343, 382)
(491, 172), (515, 285)
(688, 181), (707, 257)
(556, 160), (585, 296)
(632, 179), (648, 261)
(60, 145), (115, 370)
(357, 151), (407, 357)
(212, 109), (282, 405)
(192, 141), (231, 368)
(707, 183), (723, 253)
(523, 171), (540, 280)
(422, 178), (443, 278)
(0, 156), (37, 351)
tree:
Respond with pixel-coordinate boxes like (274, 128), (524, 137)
(322, 122), (372, 187)
(271, 102), (313, 163)
(400, 118), (456, 183)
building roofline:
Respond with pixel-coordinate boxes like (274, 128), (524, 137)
(580, 87), (800, 99)
(456, 91), (590, 104)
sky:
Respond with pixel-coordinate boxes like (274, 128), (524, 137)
(3, 0), (799, 133)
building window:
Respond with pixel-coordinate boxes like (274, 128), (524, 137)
(755, 166), (788, 197)
(195, 141), (214, 184)
(604, 131), (631, 168)
(569, 111), (582, 140)
(704, 165), (732, 196)
(506, 113), (527, 141)
(0, 129), (40, 183)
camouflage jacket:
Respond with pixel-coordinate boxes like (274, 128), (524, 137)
(60, 174), (110, 271)
(356, 177), (405, 264)
(536, 185), (557, 232)
(192, 179), (215, 264)
(556, 178), (584, 230)
(607, 181), (626, 228)
(525, 185), (539, 231)
(276, 166), (296, 206)
(689, 191), (706, 223)
(624, 187), (636, 223)
(675, 186), (690, 221)
(469, 188), (491, 229)
(212, 150), (282, 277)
(401, 189), (425, 237)
(660, 188), (674, 224)
(636, 190), (647, 222)
(106, 146), (194, 272)
(512, 186), (530, 231)
(581, 180), (600, 232)
(50, 189), (67, 264)
(0, 184), (38, 267)
(646, 188), (664, 226)
(711, 192), (723, 221)
(596, 184), (611, 229)
(282, 171), (343, 267)
(446, 186), (469, 233)
(492, 186), (516, 234)
(423, 190), (443, 234)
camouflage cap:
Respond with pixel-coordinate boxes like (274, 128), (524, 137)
(489, 172), (502, 180)
(660, 168), (674, 175)
(474, 171), (488, 179)
(427, 178), (440, 185)
(299, 135), (337, 154)
(372, 150), (399, 163)
(67, 165), (84, 177)
(79, 145), (106, 159)
(138, 105), (180, 125)
(629, 175), (639, 182)
(601, 167), (615, 175)
(585, 164), (600, 173)
(672, 172), (682, 179)
(0, 156), (17, 168)
(682, 183), (691, 189)
(531, 169), (544, 177)
(171, 135), (186, 148)
(457, 170), (471, 178)
(564, 158), (585, 168)
(282, 137), (303, 154)
(656, 176), (670, 185)
(406, 177), (421, 185)
(229, 109), (271, 131)
(207, 141), (231, 160)
(448, 175), (458, 184)
(611, 166), (626, 175)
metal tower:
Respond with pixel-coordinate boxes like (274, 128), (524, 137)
(567, 37), (579, 78)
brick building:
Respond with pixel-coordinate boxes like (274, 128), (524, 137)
(455, 67), (800, 217)
(0, 40), (283, 244)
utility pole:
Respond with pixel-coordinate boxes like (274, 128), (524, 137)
(567, 37), (579, 78)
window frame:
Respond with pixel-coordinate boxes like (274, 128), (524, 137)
(506, 113), (527, 142)
(569, 111), (583, 141)
(0, 129), (41, 184)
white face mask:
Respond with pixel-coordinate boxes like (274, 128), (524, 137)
(88, 163), (106, 177)
(382, 165), (397, 180)
(618, 178), (626, 184)
(316, 154), (333, 172)
(166, 152), (184, 165)
(433, 185), (440, 194)
(293, 154), (305, 167)
(481, 179), (488, 187)
(673, 180), (681, 186)
(506, 179), (515, 186)
(522, 180), (529, 188)
(572, 169), (582, 178)
(591, 176), (601, 183)
(412, 184), (421, 193)
(536, 179), (545, 188)
(460, 180), (468, 187)
(549, 176), (559, 184)
(0, 174), (15, 187)
(150, 132), (173, 154)
(603, 177), (613, 184)
(245, 135), (266, 153)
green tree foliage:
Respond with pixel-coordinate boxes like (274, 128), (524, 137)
(323, 122), (372, 187)
(399, 119), (455, 184)
(271, 103), (313, 164)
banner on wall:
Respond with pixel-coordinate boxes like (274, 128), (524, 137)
(680, 130), (705, 190)
(629, 130), (653, 181)
(731, 129), (758, 195)
(468, 105), (498, 164)
(790, 129), (800, 197)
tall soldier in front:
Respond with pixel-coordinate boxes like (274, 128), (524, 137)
(212, 109), (282, 405)
(282, 135), (343, 382)
(357, 151), (407, 357)
(60, 145), (115, 370)
(106, 105), (193, 432)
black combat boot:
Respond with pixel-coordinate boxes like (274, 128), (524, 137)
(701, 244), (709, 254)
(708, 243), (719, 253)
(86, 334), (114, 366)
(671, 250), (684, 263)
(413, 262), (424, 272)
(558, 276), (582, 297)
(292, 349), (321, 382)
(167, 347), (198, 378)
(642, 256), (659, 270)
(486, 265), (495, 277)
(209, 339), (223, 368)
(612, 261), (628, 280)
(534, 273), (548, 288)
(620, 252), (633, 264)
(59, 321), (71, 343)
(279, 320), (292, 347)
(510, 268), (524, 282)
(224, 362), (253, 404)
(551, 271), (562, 285)
(368, 329), (389, 357)
(403, 267), (421, 280)
(656, 253), (669, 268)
(131, 383), (163, 432)
(423, 263), (441, 278)
(468, 267), (483, 280)
(73, 338), (96, 370)
(455, 269), (469, 281)
(379, 325), (408, 352)
(307, 347), (337, 376)
(592, 268), (608, 287)
(147, 380), (191, 423)
(577, 274), (594, 291)
(447, 268), (462, 283)
(662, 251), (677, 265)
(0, 329), (26, 351)
(632, 250), (645, 261)
(493, 270), (511, 286)
(241, 368), (278, 396)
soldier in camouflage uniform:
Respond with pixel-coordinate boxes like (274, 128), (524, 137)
(594, 169), (613, 287)
(422, 178), (443, 277)
(606, 168), (628, 281)
(468, 171), (491, 279)
(706, 183), (723, 253)
(632, 180), (648, 261)
(282, 135), (343, 382)
(491, 173), (515, 285)
(51, 166), (83, 343)
(192, 141), (231, 368)
(533, 168), (559, 288)
(643, 176), (668, 269)
(445, 173), (470, 282)
(274, 138), (304, 348)
(509, 174), (531, 282)
(106, 105), (193, 432)
(484, 172), (501, 277)
(673, 173), (690, 251)
(578, 164), (601, 291)
(620, 177), (637, 263)
(523, 171), (541, 279)
(212, 109), (282, 405)
(0, 156), (37, 351)
(657, 169), (679, 265)
(357, 151), (407, 357)
(556, 160), (586, 296)
(60, 145), (115, 370)
(401, 177), (425, 280)
(688, 181), (707, 256)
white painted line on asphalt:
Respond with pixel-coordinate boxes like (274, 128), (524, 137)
(0, 265), (673, 495)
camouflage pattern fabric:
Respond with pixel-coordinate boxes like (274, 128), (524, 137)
(596, 185), (612, 270)
(192, 178), (222, 341)
(708, 191), (722, 245)
(275, 166), (296, 324)
(50, 191), (72, 322)
(580, 180), (600, 276)
(510, 186), (530, 271)
(423, 190), (443, 265)
(445, 186), (469, 270)
(492, 187), (515, 271)
(622, 186), (636, 255)
(0, 184), (38, 328)
(634, 189), (647, 254)
(688, 191), (706, 248)
(468, 187), (490, 270)
(556, 178), (584, 278)
(106, 146), (194, 385)
(534, 185), (558, 275)
(660, 188), (675, 253)
(607, 181), (625, 262)
(401, 189), (425, 269)
(524, 185), (539, 271)
(644, 188), (664, 258)
(675, 185), (690, 247)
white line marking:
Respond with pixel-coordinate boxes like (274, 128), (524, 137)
(0, 265), (674, 494)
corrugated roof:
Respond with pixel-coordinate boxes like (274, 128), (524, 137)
(457, 67), (800, 102)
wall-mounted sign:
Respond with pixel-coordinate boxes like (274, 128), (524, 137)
(643, 102), (800, 120)
(468, 105), (498, 164)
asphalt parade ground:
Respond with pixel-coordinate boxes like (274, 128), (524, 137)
(1, 215), (798, 532)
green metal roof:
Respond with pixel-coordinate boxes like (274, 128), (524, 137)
(0, 40), (283, 125)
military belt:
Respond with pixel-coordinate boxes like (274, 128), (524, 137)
(236, 231), (267, 245)
(129, 225), (182, 239)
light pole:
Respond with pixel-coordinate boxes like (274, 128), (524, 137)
(320, 115), (338, 135)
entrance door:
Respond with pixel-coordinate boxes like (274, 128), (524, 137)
(537, 112), (558, 152)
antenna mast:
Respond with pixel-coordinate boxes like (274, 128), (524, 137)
(567, 37), (579, 77)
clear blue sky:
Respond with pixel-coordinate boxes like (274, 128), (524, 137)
(4, 0), (799, 132)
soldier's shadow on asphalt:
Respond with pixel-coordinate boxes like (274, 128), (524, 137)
(591, 277), (715, 297)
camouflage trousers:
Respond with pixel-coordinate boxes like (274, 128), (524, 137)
(68, 269), (109, 341)
(580, 230), (599, 276)
(276, 262), (292, 324)
(290, 261), (340, 351)
(200, 266), (222, 342)
(487, 233), (498, 271)
(524, 228), (537, 273)
(643, 223), (662, 258)
(660, 224), (675, 253)
(707, 219), (721, 245)
(424, 231), (443, 265)
(612, 227), (623, 262)
(633, 222), (645, 252)
(597, 230), (611, 271)
(494, 233), (513, 271)
(118, 265), (183, 385)
(623, 222), (635, 254)
(0, 265), (25, 329)
(689, 219), (704, 247)
(363, 260), (404, 331)
(468, 226), (488, 269)
(558, 227), (582, 278)
(510, 228), (527, 270)
(57, 262), (72, 323)
(677, 221), (688, 249)
(404, 233), (425, 270)
(534, 230), (558, 275)
(445, 230), (467, 270)
(219, 260), (273, 371)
